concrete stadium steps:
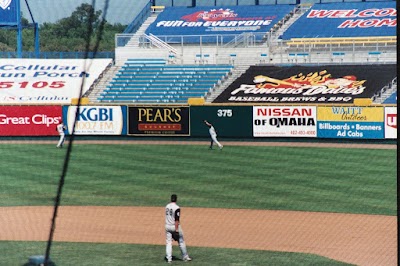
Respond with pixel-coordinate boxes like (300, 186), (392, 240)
(87, 65), (121, 103)
(124, 15), (158, 48)
(373, 77), (397, 104)
(206, 65), (250, 103)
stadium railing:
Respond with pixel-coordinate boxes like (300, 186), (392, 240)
(286, 36), (397, 47)
(0, 51), (115, 59)
(123, 1), (152, 34)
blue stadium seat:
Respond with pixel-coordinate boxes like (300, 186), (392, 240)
(99, 59), (233, 103)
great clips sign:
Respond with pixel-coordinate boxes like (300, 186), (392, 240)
(0, 106), (62, 136)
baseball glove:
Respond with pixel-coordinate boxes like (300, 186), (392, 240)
(172, 231), (180, 241)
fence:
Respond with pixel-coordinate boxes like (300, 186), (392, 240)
(0, 51), (115, 59)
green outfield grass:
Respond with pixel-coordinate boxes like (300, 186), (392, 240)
(1, 241), (353, 266)
(0, 143), (396, 215)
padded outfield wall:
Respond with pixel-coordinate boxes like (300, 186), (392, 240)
(0, 105), (396, 140)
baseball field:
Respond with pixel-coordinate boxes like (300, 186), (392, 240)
(0, 139), (396, 266)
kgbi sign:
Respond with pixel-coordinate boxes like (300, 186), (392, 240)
(66, 106), (126, 135)
(128, 106), (189, 136)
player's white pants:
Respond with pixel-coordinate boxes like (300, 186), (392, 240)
(165, 225), (189, 261)
(210, 133), (223, 148)
(57, 133), (65, 147)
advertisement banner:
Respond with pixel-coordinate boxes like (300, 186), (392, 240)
(0, 59), (112, 104)
(128, 106), (189, 136)
(145, 5), (294, 43)
(0, 106), (62, 136)
(282, 1), (396, 39)
(317, 106), (384, 139)
(384, 107), (396, 139)
(213, 65), (396, 104)
(253, 106), (317, 137)
(0, 0), (18, 24)
(190, 106), (253, 137)
(65, 106), (127, 135)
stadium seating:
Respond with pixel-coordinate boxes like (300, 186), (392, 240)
(98, 59), (233, 103)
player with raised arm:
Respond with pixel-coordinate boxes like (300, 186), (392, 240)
(204, 120), (223, 150)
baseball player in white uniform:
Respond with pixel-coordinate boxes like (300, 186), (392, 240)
(56, 122), (66, 148)
(204, 120), (223, 150)
(165, 194), (192, 263)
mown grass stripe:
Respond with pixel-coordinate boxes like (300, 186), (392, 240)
(0, 144), (395, 215)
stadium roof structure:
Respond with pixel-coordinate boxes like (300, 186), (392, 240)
(21, 0), (149, 25)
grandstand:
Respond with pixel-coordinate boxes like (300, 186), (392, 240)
(94, 58), (233, 103)
(104, 1), (397, 104)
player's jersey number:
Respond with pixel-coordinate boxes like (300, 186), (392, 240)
(166, 208), (173, 216)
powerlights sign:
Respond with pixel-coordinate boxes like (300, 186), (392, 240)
(0, 0), (18, 24)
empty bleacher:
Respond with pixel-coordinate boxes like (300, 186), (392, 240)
(98, 59), (233, 103)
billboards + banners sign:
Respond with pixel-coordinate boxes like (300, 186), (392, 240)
(317, 106), (384, 139)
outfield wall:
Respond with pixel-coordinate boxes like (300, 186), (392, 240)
(0, 105), (396, 139)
